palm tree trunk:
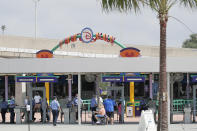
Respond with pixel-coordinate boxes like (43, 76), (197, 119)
(157, 13), (168, 131)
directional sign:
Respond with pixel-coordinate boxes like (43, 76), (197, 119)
(16, 76), (58, 83)
(37, 77), (58, 83)
(16, 77), (36, 82)
(192, 76), (197, 82)
(125, 76), (145, 82)
(102, 76), (145, 82)
(102, 76), (123, 82)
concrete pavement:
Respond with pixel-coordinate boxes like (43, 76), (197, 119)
(1, 124), (197, 131)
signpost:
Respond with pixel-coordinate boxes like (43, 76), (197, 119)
(26, 105), (30, 131)
(37, 77), (57, 82)
(102, 76), (145, 82)
(192, 76), (197, 83)
(16, 76), (58, 83)
(102, 76), (123, 82)
(125, 76), (145, 82)
(16, 77), (36, 82)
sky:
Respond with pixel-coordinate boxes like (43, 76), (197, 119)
(0, 0), (197, 47)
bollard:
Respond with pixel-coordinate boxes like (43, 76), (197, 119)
(70, 107), (76, 124)
(14, 107), (21, 124)
(184, 107), (192, 124)
(63, 108), (70, 124)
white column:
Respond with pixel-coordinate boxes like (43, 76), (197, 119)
(22, 82), (26, 105)
(15, 75), (26, 106)
(167, 73), (170, 127)
(78, 73), (81, 125)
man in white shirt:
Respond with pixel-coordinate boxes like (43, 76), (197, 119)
(34, 92), (41, 104)
(33, 92), (42, 121)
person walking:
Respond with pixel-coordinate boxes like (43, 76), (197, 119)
(9, 96), (15, 124)
(72, 93), (83, 121)
(0, 98), (8, 123)
(50, 96), (60, 126)
(33, 92), (42, 121)
(22, 96), (30, 119)
(91, 95), (97, 111)
(91, 95), (97, 123)
(41, 98), (50, 122)
(103, 96), (116, 125)
(118, 102), (122, 123)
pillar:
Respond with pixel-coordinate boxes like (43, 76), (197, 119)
(130, 82), (135, 117)
(167, 73), (170, 127)
(130, 82), (134, 103)
(50, 83), (53, 98)
(45, 82), (50, 104)
(15, 75), (26, 106)
(186, 73), (190, 99)
(149, 73), (153, 99)
(68, 74), (72, 101)
(95, 75), (100, 106)
(170, 73), (174, 123)
(121, 85), (125, 123)
(78, 73), (81, 125)
(5, 75), (8, 101)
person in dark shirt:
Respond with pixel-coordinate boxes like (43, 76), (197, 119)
(72, 94), (83, 120)
(9, 96), (15, 124)
(0, 98), (8, 123)
(41, 98), (50, 122)
(91, 95), (97, 123)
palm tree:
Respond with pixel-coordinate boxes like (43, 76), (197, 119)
(100, 0), (197, 131)
(1, 25), (6, 35)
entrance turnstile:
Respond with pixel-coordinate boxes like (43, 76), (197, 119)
(107, 85), (125, 123)
(28, 85), (47, 123)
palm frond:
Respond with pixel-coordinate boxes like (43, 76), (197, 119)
(179, 0), (197, 8)
(101, 0), (141, 12)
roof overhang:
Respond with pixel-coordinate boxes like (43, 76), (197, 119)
(0, 57), (196, 74)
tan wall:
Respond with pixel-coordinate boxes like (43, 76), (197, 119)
(1, 35), (197, 58)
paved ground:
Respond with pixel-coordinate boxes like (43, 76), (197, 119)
(1, 112), (197, 131)
(0, 112), (187, 123)
(0, 124), (197, 131)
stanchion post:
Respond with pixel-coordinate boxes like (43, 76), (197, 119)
(26, 105), (31, 131)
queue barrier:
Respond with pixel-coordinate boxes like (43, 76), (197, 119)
(82, 99), (91, 112)
(154, 99), (197, 113)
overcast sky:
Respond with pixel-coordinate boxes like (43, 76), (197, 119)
(0, 0), (197, 47)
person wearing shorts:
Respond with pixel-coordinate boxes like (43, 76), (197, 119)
(106, 112), (114, 118)
(94, 104), (106, 124)
(103, 96), (116, 124)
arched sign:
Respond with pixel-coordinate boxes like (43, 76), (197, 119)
(36, 50), (53, 58)
(51, 28), (126, 52)
(120, 47), (140, 57)
(50, 28), (142, 58)
(58, 33), (116, 47)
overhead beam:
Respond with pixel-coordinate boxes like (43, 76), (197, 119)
(0, 57), (197, 73)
